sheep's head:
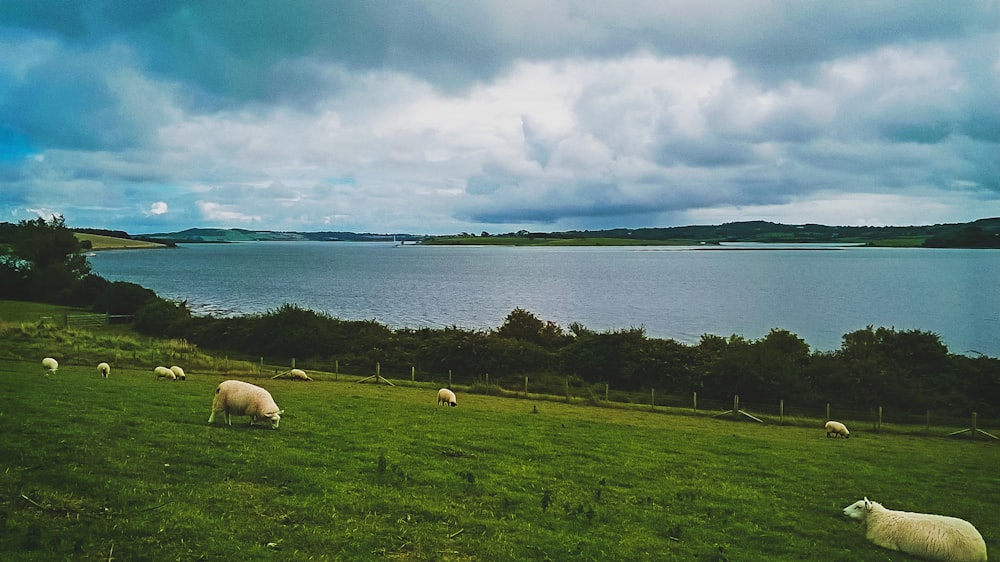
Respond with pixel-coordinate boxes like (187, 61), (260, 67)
(842, 497), (872, 521)
(264, 410), (283, 429)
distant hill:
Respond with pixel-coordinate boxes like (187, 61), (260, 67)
(426, 218), (1000, 248)
(135, 228), (424, 244)
(61, 219), (1000, 248)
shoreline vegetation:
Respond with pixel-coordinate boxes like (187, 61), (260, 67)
(70, 217), (1000, 249)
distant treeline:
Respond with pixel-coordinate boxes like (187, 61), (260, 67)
(3, 217), (999, 418)
(435, 218), (1000, 247)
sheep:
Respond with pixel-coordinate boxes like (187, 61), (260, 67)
(825, 420), (850, 438)
(209, 380), (283, 429)
(41, 357), (58, 375)
(437, 388), (457, 407)
(843, 497), (988, 562)
(97, 362), (110, 378)
(170, 366), (186, 380)
(288, 368), (312, 381)
(154, 366), (176, 380)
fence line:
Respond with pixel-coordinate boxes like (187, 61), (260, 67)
(40, 313), (133, 328)
(234, 358), (1000, 435)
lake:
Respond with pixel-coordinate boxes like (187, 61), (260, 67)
(87, 242), (1000, 357)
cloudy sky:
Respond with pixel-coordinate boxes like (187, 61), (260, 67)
(1, 1), (998, 235)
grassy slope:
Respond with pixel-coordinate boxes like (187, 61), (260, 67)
(1, 360), (997, 561)
(1, 301), (997, 560)
(0, 300), (92, 324)
(75, 233), (166, 250)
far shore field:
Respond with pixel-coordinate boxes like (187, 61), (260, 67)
(75, 233), (167, 250)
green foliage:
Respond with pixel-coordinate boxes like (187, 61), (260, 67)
(923, 225), (1000, 248)
(0, 216), (91, 304)
(133, 298), (193, 339)
(496, 307), (569, 349)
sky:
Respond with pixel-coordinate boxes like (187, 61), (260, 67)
(1, 1), (999, 235)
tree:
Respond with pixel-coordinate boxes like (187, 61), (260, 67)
(496, 308), (568, 349)
(2, 216), (91, 303)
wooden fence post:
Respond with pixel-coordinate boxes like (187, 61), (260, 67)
(826, 403), (830, 421)
(779, 399), (784, 425)
(693, 391), (697, 414)
(565, 378), (570, 402)
(449, 369), (452, 387)
(485, 372), (489, 388)
(925, 410), (931, 435)
(411, 366), (415, 382)
(972, 412), (978, 441)
(651, 388), (655, 410)
(605, 383), (609, 401)
(524, 376), (528, 396)
(733, 395), (739, 419)
(292, 357), (296, 369)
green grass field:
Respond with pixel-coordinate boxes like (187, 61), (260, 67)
(74, 233), (166, 250)
(2, 358), (997, 561)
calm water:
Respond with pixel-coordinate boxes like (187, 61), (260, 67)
(88, 242), (1000, 356)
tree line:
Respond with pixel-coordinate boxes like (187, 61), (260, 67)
(3, 217), (998, 418)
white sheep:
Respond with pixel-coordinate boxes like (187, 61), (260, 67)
(154, 366), (176, 380)
(41, 357), (58, 375)
(437, 388), (457, 407)
(209, 380), (283, 429)
(97, 362), (110, 378)
(843, 497), (987, 562)
(170, 365), (186, 380)
(288, 368), (312, 381)
(825, 420), (850, 439)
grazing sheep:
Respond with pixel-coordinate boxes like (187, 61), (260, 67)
(209, 380), (283, 429)
(437, 388), (457, 407)
(41, 357), (58, 375)
(97, 362), (110, 378)
(169, 366), (186, 380)
(288, 368), (312, 381)
(843, 497), (987, 562)
(825, 420), (850, 439)
(154, 366), (176, 380)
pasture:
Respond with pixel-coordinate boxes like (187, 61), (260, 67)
(1, 360), (997, 561)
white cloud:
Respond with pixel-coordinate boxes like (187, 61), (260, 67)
(149, 201), (169, 215)
(196, 201), (261, 223)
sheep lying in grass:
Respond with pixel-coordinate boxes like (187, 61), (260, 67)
(437, 388), (457, 407)
(825, 420), (850, 438)
(843, 497), (987, 562)
(154, 366), (176, 380)
(288, 368), (312, 381)
(97, 362), (110, 378)
(209, 380), (283, 429)
(170, 366), (186, 380)
(41, 357), (58, 375)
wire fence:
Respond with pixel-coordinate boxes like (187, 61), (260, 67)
(266, 358), (999, 439)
